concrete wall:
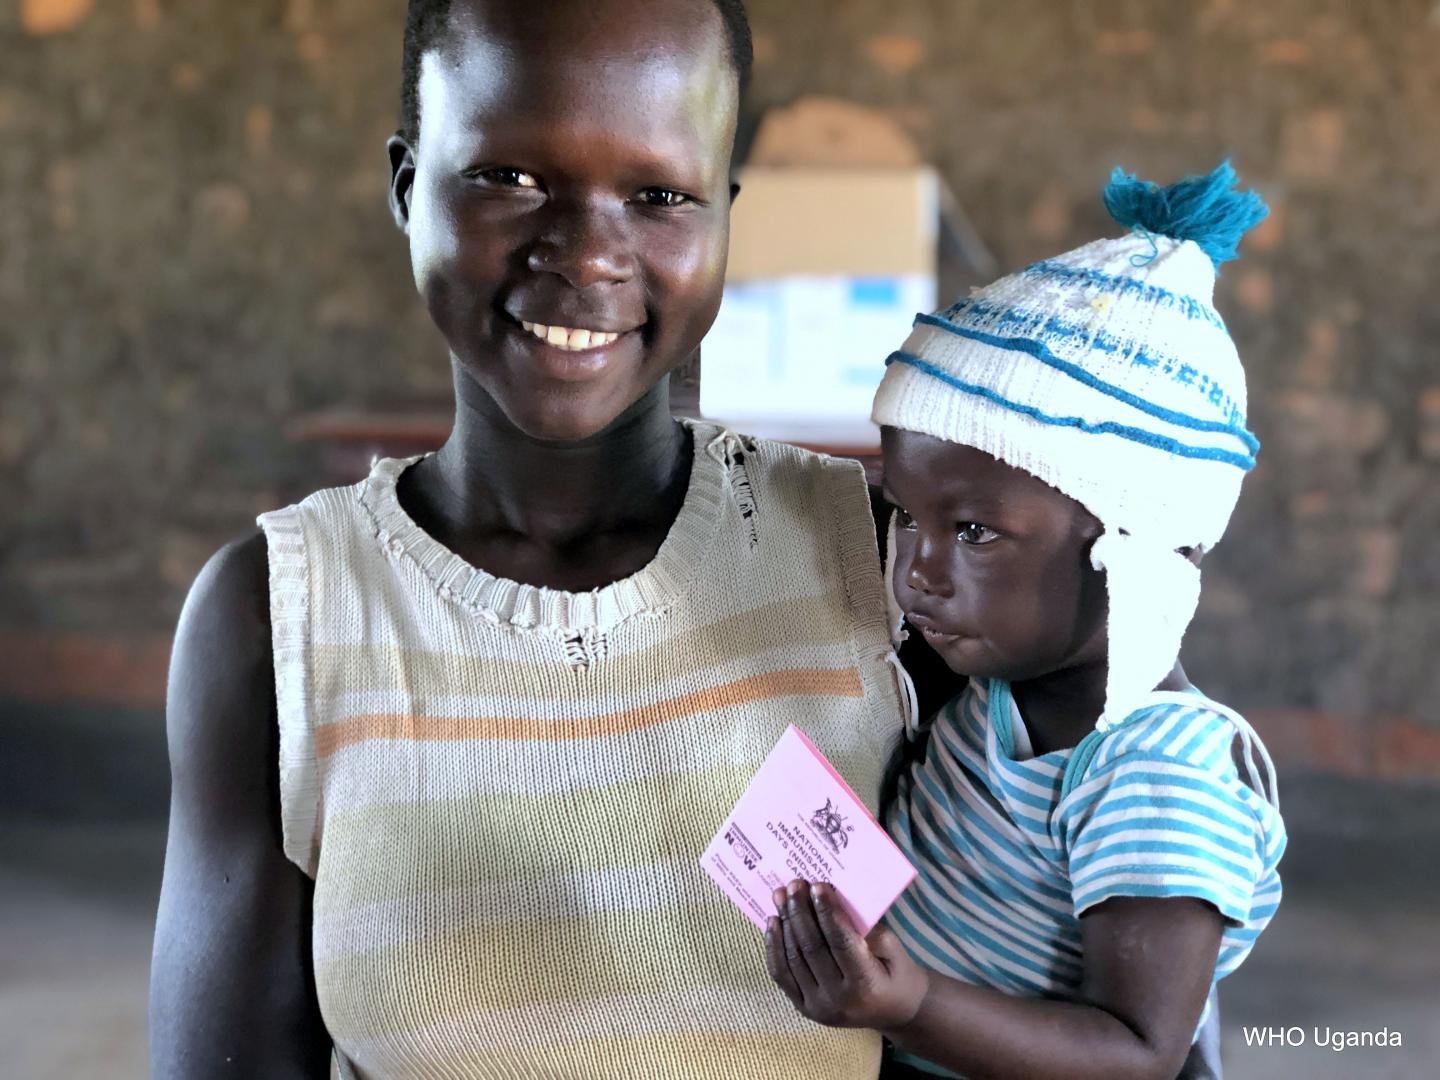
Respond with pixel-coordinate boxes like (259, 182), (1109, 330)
(3, 0), (1438, 785)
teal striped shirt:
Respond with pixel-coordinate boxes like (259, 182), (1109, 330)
(886, 679), (1285, 1074)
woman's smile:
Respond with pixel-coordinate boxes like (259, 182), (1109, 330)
(518, 320), (627, 352)
(504, 315), (646, 382)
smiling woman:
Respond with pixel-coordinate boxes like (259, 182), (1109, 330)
(389, 0), (738, 441)
(147, 2), (921, 1079)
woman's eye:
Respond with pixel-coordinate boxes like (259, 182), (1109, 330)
(957, 523), (1000, 545)
(473, 167), (540, 189)
(894, 509), (917, 531)
(637, 187), (693, 208)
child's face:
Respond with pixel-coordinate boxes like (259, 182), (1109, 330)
(394, 0), (737, 441)
(881, 428), (1110, 684)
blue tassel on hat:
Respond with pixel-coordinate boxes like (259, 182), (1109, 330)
(1103, 161), (1269, 270)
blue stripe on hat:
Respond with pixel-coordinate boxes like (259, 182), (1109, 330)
(1018, 260), (1226, 328)
(924, 300), (1248, 427)
(911, 313), (1259, 452)
(885, 350), (1257, 470)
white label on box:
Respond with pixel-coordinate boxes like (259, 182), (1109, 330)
(701, 274), (935, 427)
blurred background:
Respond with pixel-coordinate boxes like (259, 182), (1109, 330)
(2, 0), (1437, 1076)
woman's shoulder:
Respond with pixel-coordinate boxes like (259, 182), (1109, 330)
(711, 426), (875, 531)
(734, 427), (869, 480)
(166, 528), (279, 827)
(186, 529), (271, 636)
(172, 529), (275, 706)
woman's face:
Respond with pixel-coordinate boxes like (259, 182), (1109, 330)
(392, 0), (737, 442)
(882, 428), (1110, 684)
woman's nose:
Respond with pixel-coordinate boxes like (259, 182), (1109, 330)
(526, 202), (635, 288)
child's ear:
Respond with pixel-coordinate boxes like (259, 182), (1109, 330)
(387, 132), (417, 234)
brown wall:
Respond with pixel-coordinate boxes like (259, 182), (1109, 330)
(2, 0), (1438, 781)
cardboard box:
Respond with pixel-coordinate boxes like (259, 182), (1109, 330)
(701, 166), (943, 446)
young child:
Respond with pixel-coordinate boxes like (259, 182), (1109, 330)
(764, 164), (1287, 1080)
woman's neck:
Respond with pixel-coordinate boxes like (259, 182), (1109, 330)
(397, 365), (692, 591)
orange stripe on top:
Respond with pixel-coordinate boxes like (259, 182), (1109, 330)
(314, 667), (865, 759)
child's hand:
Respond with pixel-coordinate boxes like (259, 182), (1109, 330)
(764, 879), (929, 1033)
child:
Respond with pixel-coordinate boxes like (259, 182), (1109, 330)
(764, 164), (1287, 1080)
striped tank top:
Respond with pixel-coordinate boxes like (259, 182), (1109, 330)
(886, 678), (1286, 1076)
(256, 420), (904, 1079)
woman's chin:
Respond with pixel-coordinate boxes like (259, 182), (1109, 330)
(487, 382), (640, 444)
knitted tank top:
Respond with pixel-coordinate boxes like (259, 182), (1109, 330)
(256, 420), (904, 1080)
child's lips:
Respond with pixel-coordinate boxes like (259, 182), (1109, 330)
(906, 612), (962, 644)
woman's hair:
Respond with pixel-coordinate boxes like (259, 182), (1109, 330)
(400, 0), (753, 147)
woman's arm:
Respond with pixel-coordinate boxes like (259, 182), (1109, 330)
(149, 532), (332, 1079)
(765, 881), (1222, 1080)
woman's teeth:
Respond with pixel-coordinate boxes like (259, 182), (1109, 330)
(521, 321), (622, 351)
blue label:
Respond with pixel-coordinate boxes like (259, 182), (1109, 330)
(849, 278), (901, 306)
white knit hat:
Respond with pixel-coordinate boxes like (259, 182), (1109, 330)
(872, 162), (1268, 728)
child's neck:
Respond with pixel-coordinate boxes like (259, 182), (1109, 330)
(1008, 661), (1194, 755)
(1008, 666), (1107, 756)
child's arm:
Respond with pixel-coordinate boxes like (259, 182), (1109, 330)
(150, 534), (333, 1078)
(765, 880), (1222, 1080)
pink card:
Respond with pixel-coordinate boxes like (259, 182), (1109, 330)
(700, 725), (917, 936)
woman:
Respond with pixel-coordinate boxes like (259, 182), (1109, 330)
(149, 2), (924, 1077)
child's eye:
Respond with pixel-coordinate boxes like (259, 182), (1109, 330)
(471, 167), (541, 189)
(957, 523), (1000, 545)
(637, 187), (694, 208)
(894, 509), (917, 531)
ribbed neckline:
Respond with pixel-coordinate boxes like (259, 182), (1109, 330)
(986, 680), (1068, 771)
(357, 418), (730, 633)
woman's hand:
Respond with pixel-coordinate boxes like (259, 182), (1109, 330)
(763, 879), (929, 1033)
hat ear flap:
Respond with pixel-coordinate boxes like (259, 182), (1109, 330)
(1090, 531), (1203, 728)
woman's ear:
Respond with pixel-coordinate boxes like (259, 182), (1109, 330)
(387, 132), (417, 233)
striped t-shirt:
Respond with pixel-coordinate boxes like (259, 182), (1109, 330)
(886, 678), (1285, 1074)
